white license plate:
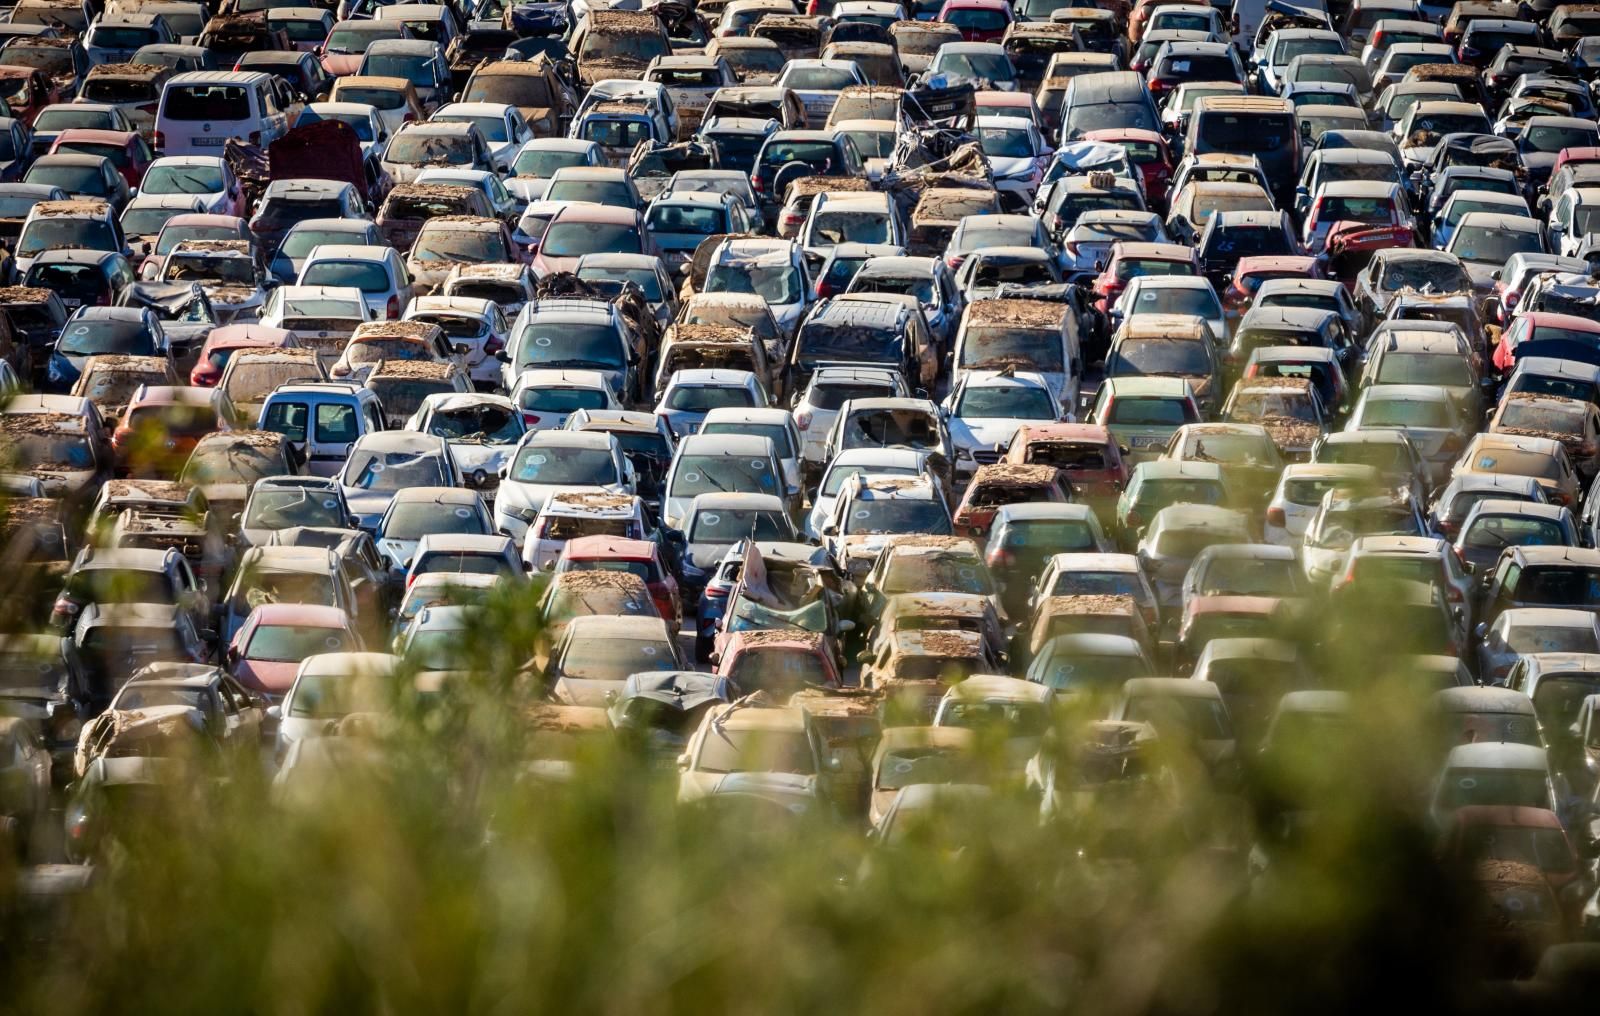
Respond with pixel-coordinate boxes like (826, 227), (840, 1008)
(193, 136), (227, 147)
(1131, 436), (1163, 448)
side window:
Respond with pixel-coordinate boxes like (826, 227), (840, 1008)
(1499, 562), (1522, 600)
(365, 401), (385, 431)
(262, 400), (309, 442)
(315, 401), (359, 444)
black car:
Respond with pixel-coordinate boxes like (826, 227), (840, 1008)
(1196, 209), (1302, 291)
(750, 129), (865, 221)
(42, 304), (166, 394)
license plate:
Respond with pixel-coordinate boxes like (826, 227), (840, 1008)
(1131, 435), (1162, 448)
(193, 136), (226, 147)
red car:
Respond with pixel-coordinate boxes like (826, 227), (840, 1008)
(1439, 806), (1582, 900)
(50, 129), (157, 189)
(1222, 254), (1325, 322)
(0, 64), (61, 125)
(1493, 311), (1600, 374)
(113, 384), (240, 474)
(1091, 240), (1201, 314)
(936, 0), (1013, 42)
(1004, 422), (1129, 508)
(553, 535), (681, 633)
(190, 324), (304, 388)
(714, 629), (841, 693)
(1083, 128), (1173, 211)
(531, 203), (646, 276)
(225, 603), (364, 700)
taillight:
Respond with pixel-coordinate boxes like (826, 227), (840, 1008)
(794, 409), (811, 431)
(386, 295), (399, 319)
(946, 255), (965, 271)
(987, 547), (1013, 568)
(153, 130), (165, 151)
(523, 412), (540, 426)
(815, 281), (834, 299)
(751, 176), (764, 194)
(1064, 241), (1079, 258)
(781, 211), (804, 230)
(402, 112), (415, 123)
(111, 426), (130, 449)
(137, 102), (157, 116)
(484, 334), (503, 356)
(1123, 508), (1140, 530)
(1266, 506), (1286, 528)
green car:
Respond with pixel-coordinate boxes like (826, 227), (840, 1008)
(1114, 459), (1231, 550)
(1088, 376), (1204, 466)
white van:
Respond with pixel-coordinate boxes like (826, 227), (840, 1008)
(154, 70), (292, 157)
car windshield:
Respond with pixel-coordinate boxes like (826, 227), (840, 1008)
(1311, 506), (1421, 549)
(1230, 390), (1317, 423)
(509, 445), (615, 485)
(246, 624), (352, 663)
(671, 453), (777, 497)
(34, 109), (116, 132)
(414, 226), (507, 263)
(300, 260), (390, 293)
(694, 727), (814, 774)
(1450, 225), (1542, 265)
(514, 321), (623, 371)
(938, 50), (1013, 80)
(558, 635), (676, 681)
(578, 266), (662, 302)
(540, 220), (641, 258)
(690, 508), (789, 542)
(1126, 286), (1218, 319)
(1034, 649), (1147, 691)
(1359, 397), (1452, 428)
(850, 273), (935, 303)
(1523, 124), (1597, 154)
(1107, 396), (1194, 426)
(427, 405), (521, 443)
(16, 219), (116, 258)
(665, 385), (755, 412)
(434, 113), (508, 143)
(978, 126), (1032, 158)
(1438, 768), (1550, 811)
(386, 132), (474, 167)
(1520, 566), (1600, 603)
(280, 229), (368, 260)
(1497, 400), (1586, 435)
(645, 202), (725, 236)
(121, 206), (185, 238)
(164, 254), (256, 286)
(1196, 557), (1299, 596)
(514, 147), (589, 178)
(326, 25), (403, 53)
(1376, 353), (1472, 386)
(1109, 338), (1212, 377)
(342, 449), (446, 491)
(705, 260), (802, 304)
(287, 672), (385, 719)
(57, 320), (153, 356)
(960, 326), (1063, 372)
(243, 489), (346, 529)
(955, 385), (1055, 419)
(843, 498), (953, 535)
(384, 501), (488, 541)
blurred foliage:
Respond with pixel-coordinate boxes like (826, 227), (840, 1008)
(0, 576), (1579, 1015)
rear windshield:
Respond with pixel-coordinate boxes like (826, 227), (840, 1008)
(163, 84), (251, 122)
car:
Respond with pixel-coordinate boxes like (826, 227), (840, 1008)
(336, 430), (460, 532)
(295, 244), (415, 321)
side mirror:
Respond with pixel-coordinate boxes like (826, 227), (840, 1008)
(266, 705), (281, 721)
(821, 523), (838, 536)
(453, 342), (471, 356)
(1474, 622), (1488, 640)
(676, 752), (690, 771)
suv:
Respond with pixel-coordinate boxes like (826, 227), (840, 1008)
(788, 293), (934, 399)
(501, 297), (642, 404)
(462, 58), (577, 139)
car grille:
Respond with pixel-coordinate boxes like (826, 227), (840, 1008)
(973, 450), (1002, 466)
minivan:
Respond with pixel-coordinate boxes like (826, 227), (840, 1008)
(258, 381), (388, 477)
(154, 70), (293, 157)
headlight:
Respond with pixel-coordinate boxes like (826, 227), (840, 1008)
(957, 447), (973, 460)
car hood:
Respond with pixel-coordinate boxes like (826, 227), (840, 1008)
(1463, 262), (1499, 291)
(377, 537), (420, 571)
(449, 442), (513, 478)
(17, 467), (94, 498)
(344, 489), (397, 527)
(949, 416), (1028, 450)
(687, 540), (735, 572)
(233, 658), (301, 694)
(322, 53), (365, 76)
(988, 155), (1038, 180)
(551, 675), (624, 708)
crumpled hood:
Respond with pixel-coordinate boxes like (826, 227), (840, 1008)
(345, 490), (396, 528)
(449, 443), (512, 479)
(949, 417), (1026, 453)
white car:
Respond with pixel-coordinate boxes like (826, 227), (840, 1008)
(430, 101), (533, 174)
(138, 156), (242, 215)
(403, 391), (527, 492)
(942, 370), (1062, 480)
(403, 295), (511, 389)
(799, 190), (903, 263)
(1060, 210), (1169, 274)
(509, 369), (623, 432)
(1262, 463), (1383, 547)
(273, 652), (399, 762)
(775, 58), (868, 124)
(701, 237), (812, 340)
(699, 406), (803, 496)
(296, 244), (415, 321)
(510, 137), (606, 181)
(806, 447), (932, 540)
(1111, 275), (1228, 348)
(493, 429), (634, 542)
(791, 363), (911, 475)
(257, 284), (372, 368)
(976, 114), (1050, 204)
